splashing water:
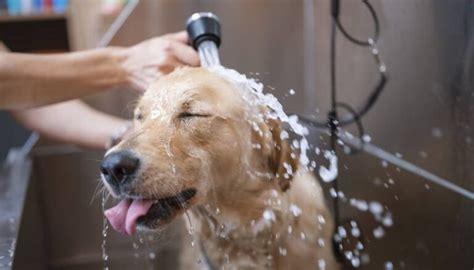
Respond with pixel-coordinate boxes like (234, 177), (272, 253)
(184, 211), (196, 247)
(199, 53), (395, 268)
(319, 150), (338, 182)
(101, 194), (109, 270)
(208, 66), (311, 168)
(197, 38), (311, 171)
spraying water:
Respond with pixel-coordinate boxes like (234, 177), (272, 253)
(208, 66), (311, 167)
(198, 40), (220, 67)
(169, 13), (398, 270)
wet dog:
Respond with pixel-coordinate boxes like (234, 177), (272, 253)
(101, 67), (338, 269)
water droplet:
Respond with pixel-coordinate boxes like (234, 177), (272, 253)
(289, 89), (295, 95)
(319, 150), (338, 182)
(361, 253), (370, 264)
(431, 127), (443, 138)
(350, 198), (369, 211)
(344, 251), (353, 260)
(418, 151), (428, 158)
(373, 226), (385, 239)
(252, 143), (262, 149)
(362, 134), (371, 143)
(382, 214), (394, 227)
(337, 191), (346, 199)
(385, 261), (394, 270)
(351, 257), (361, 267)
(185, 211), (194, 235)
(317, 214), (326, 224)
(300, 232), (306, 240)
(318, 238), (325, 247)
(279, 246), (287, 256)
(336, 227), (346, 240)
(292, 140), (300, 149)
(263, 208), (276, 222)
(289, 204), (302, 217)
(369, 201), (384, 215)
(318, 258), (326, 270)
(351, 227), (361, 237)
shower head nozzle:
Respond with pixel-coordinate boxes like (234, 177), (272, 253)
(186, 12), (221, 50)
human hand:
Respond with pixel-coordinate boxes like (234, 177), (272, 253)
(120, 31), (200, 92)
(106, 121), (133, 150)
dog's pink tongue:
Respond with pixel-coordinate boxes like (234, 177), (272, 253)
(104, 199), (153, 235)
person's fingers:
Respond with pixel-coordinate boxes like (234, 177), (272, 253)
(167, 31), (189, 43)
(157, 55), (185, 74)
(170, 40), (200, 66)
(141, 55), (185, 79)
(129, 76), (148, 93)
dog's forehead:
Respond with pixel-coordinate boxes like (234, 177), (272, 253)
(141, 68), (242, 112)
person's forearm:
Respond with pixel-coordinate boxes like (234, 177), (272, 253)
(12, 100), (129, 150)
(0, 48), (128, 110)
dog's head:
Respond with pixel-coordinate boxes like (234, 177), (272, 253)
(101, 67), (297, 235)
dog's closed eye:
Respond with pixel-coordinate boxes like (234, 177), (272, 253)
(178, 112), (211, 119)
(135, 112), (143, 121)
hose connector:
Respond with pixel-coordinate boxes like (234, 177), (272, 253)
(186, 12), (221, 50)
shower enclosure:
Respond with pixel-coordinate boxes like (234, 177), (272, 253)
(2, 0), (472, 269)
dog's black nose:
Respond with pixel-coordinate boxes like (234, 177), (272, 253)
(101, 151), (139, 185)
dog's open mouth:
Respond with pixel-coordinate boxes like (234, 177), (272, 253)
(104, 188), (196, 235)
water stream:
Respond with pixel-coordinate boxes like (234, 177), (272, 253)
(101, 194), (109, 270)
(197, 40), (221, 67)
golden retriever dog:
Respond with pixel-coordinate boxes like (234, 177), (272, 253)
(100, 67), (338, 269)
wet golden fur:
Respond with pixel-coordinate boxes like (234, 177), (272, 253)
(108, 67), (338, 269)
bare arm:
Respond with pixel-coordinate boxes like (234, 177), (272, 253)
(12, 100), (129, 150)
(0, 48), (127, 110)
(0, 31), (199, 110)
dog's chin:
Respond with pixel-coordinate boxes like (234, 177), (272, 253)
(135, 188), (197, 231)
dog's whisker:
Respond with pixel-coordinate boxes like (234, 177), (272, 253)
(90, 179), (106, 205)
(84, 157), (104, 163)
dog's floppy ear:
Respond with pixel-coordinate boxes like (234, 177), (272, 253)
(265, 118), (299, 192)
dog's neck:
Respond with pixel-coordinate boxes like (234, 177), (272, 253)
(187, 174), (296, 269)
